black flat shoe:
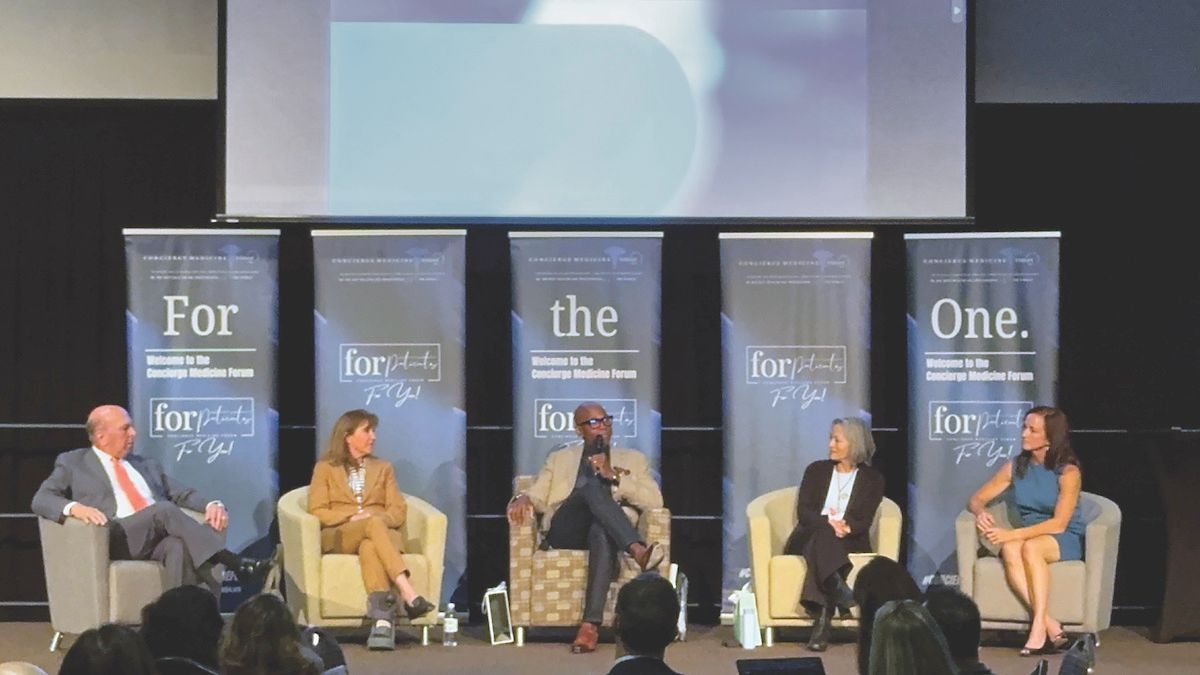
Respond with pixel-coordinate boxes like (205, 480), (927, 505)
(234, 558), (271, 585)
(1049, 632), (1069, 650)
(403, 595), (435, 620)
(1020, 640), (1060, 657)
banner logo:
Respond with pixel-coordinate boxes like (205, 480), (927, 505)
(149, 398), (255, 438)
(927, 400), (1030, 441)
(339, 343), (441, 383)
(603, 245), (644, 268)
(533, 398), (637, 438)
(745, 345), (847, 384)
(146, 398), (253, 465)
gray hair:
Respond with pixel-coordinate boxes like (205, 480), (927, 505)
(834, 417), (876, 466)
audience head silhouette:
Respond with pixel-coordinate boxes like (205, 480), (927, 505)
(868, 599), (959, 675)
(140, 584), (224, 669)
(852, 556), (922, 675)
(614, 572), (679, 658)
(58, 624), (156, 675)
(924, 584), (985, 661)
(220, 594), (321, 675)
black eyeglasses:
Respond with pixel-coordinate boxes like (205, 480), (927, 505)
(576, 415), (614, 429)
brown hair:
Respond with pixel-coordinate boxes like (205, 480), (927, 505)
(219, 595), (319, 675)
(320, 409), (379, 467)
(1014, 405), (1080, 478)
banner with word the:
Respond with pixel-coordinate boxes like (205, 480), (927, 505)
(125, 228), (279, 609)
(906, 232), (1060, 588)
(720, 232), (873, 610)
(510, 232), (662, 475)
(313, 230), (466, 605)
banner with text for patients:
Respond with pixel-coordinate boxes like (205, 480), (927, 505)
(510, 232), (662, 476)
(125, 228), (279, 609)
(313, 229), (466, 606)
(906, 232), (1060, 588)
(720, 232), (872, 612)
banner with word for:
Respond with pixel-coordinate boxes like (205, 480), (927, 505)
(125, 228), (279, 608)
(906, 232), (1060, 588)
(313, 230), (466, 605)
(720, 232), (872, 610)
(510, 232), (662, 475)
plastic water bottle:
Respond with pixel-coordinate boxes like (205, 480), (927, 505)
(442, 603), (458, 647)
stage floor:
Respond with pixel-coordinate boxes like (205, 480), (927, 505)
(2, 623), (1196, 674)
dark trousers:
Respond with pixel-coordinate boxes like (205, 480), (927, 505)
(110, 502), (226, 595)
(784, 523), (861, 609)
(545, 477), (641, 624)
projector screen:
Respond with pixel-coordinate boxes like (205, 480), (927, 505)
(225, 0), (965, 218)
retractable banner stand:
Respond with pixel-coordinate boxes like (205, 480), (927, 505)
(313, 230), (467, 605)
(125, 228), (280, 609)
(719, 232), (873, 611)
(510, 232), (662, 476)
(906, 232), (1060, 588)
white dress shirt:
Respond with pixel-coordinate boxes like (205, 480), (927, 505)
(63, 447), (221, 519)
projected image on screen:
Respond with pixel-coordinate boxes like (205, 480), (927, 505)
(226, 1), (965, 218)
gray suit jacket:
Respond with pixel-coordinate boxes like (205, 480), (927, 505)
(31, 447), (210, 522)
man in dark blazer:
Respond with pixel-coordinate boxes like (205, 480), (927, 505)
(31, 405), (265, 594)
(607, 572), (683, 675)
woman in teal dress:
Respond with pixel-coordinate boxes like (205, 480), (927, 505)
(967, 406), (1085, 656)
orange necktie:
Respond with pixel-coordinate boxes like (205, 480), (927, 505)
(112, 457), (149, 513)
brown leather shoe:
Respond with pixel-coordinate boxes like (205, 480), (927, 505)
(630, 541), (665, 572)
(571, 621), (599, 653)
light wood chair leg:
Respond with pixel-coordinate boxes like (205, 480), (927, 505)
(516, 626), (526, 646)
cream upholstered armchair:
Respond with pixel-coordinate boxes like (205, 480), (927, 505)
(37, 509), (212, 651)
(277, 486), (446, 644)
(507, 475), (671, 645)
(955, 490), (1120, 634)
(746, 486), (902, 646)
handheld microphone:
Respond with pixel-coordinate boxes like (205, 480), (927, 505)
(586, 435), (608, 458)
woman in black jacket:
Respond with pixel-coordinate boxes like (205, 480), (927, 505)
(783, 416), (885, 652)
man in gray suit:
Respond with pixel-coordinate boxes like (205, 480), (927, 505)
(32, 405), (266, 595)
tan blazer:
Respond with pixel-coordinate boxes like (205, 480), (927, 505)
(308, 456), (407, 536)
(524, 445), (663, 530)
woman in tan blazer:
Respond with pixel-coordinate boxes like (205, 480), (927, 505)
(307, 409), (434, 650)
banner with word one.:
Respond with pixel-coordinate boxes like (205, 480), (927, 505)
(313, 230), (466, 604)
(906, 232), (1060, 588)
(720, 232), (872, 610)
(510, 232), (662, 475)
(125, 228), (280, 608)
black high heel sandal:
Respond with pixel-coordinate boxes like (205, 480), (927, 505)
(1019, 639), (1060, 657)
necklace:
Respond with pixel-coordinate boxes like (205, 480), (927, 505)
(349, 462), (366, 512)
(834, 468), (856, 501)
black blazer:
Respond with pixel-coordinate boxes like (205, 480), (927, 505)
(794, 459), (885, 553)
(31, 447), (210, 522)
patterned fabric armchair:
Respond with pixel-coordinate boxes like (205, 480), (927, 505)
(508, 475), (671, 645)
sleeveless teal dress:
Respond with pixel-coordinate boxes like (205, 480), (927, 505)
(1012, 462), (1086, 561)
